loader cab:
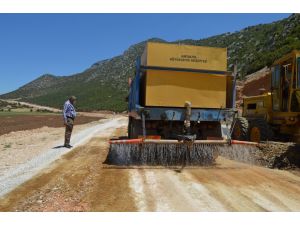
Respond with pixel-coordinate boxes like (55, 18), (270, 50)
(271, 51), (300, 113)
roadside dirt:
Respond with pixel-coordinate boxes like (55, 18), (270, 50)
(0, 114), (103, 136)
(1, 125), (300, 212)
(0, 126), (136, 212)
(0, 116), (113, 176)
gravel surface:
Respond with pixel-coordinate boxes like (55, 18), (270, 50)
(0, 117), (127, 198)
(1, 123), (300, 212)
(0, 120), (100, 175)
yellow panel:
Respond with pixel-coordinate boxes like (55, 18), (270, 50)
(145, 70), (227, 108)
(141, 42), (227, 71)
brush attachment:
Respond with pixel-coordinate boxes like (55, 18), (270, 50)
(104, 139), (231, 166)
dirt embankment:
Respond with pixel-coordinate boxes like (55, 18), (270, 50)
(236, 67), (271, 107)
(219, 142), (300, 170)
(256, 142), (300, 169)
(242, 67), (271, 97)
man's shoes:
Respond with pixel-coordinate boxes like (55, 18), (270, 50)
(64, 144), (73, 148)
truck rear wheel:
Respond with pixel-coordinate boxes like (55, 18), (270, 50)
(128, 117), (133, 138)
(232, 117), (249, 141)
(128, 117), (141, 138)
(249, 119), (274, 142)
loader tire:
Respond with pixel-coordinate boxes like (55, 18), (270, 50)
(249, 119), (274, 143)
(232, 117), (249, 141)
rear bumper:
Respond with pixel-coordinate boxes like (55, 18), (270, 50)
(109, 138), (258, 145)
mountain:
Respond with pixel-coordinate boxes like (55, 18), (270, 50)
(1, 14), (300, 111)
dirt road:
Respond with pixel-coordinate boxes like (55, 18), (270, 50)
(1, 125), (300, 212)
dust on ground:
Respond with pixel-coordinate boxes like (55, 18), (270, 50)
(1, 125), (300, 212)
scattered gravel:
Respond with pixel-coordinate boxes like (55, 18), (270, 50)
(256, 142), (300, 169)
(0, 117), (127, 197)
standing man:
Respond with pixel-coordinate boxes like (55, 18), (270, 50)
(63, 96), (77, 148)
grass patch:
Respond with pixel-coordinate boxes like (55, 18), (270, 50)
(4, 144), (11, 149)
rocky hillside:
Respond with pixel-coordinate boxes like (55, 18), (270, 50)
(1, 14), (300, 111)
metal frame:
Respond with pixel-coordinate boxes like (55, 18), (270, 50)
(140, 65), (228, 75)
(136, 106), (234, 122)
(128, 57), (141, 112)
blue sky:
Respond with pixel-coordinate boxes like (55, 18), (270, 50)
(0, 13), (291, 94)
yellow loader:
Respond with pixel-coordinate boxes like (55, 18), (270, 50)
(232, 50), (300, 143)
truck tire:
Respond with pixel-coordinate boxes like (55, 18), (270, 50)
(128, 117), (141, 138)
(249, 119), (274, 143)
(128, 117), (133, 138)
(232, 117), (249, 141)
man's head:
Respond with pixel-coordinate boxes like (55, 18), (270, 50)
(69, 96), (77, 105)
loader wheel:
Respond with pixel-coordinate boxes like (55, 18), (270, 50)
(249, 119), (274, 143)
(232, 117), (249, 141)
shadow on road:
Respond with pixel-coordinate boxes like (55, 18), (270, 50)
(52, 145), (65, 149)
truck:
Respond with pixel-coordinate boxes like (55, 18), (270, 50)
(127, 42), (236, 141)
(106, 42), (256, 166)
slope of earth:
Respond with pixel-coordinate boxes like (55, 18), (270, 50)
(1, 14), (300, 111)
(1, 125), (300, 212)
(242, 67), (271, 97)
(235, 66), (271, 109)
